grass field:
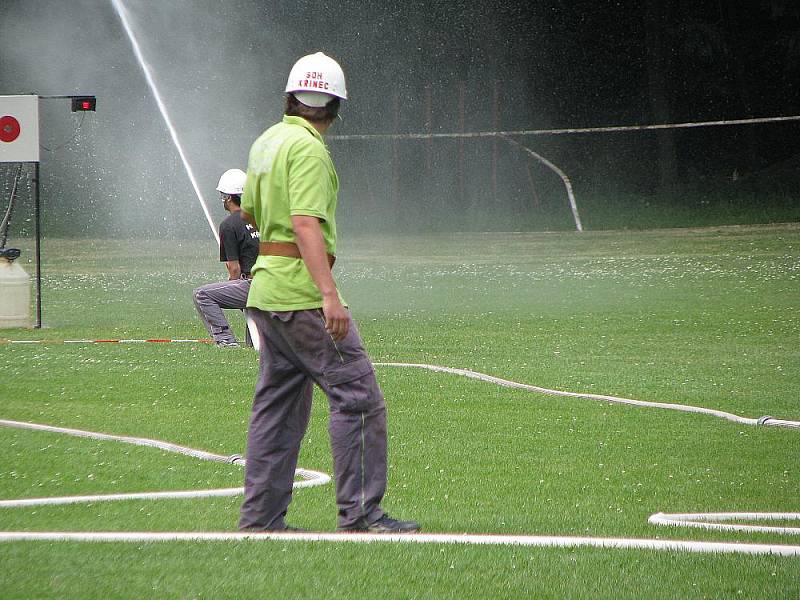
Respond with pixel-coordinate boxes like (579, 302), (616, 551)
(1, 224), (799, 598)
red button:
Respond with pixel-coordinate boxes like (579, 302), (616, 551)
(0, 115), (21, 143)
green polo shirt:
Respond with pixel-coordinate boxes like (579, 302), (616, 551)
(241, 115), (344, 311)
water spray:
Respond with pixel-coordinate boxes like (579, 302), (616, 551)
(110, 0), (219, 244)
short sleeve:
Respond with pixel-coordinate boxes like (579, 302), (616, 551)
(287, 155), (331, 221)
(219, 220), (240, 262)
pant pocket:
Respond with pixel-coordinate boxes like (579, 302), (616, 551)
(323, 357), (383, 413)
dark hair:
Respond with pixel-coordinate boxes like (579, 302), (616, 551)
(222, 193), (242, 206)
(285, 93), (340, 124)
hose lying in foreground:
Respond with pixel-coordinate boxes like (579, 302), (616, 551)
(0, 418), (330, 509)
(0, 418), (798, 553)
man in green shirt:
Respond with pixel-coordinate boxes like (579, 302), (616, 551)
(239, 52), (419, 534)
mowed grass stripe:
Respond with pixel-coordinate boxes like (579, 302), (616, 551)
(0, 226), (797, 597)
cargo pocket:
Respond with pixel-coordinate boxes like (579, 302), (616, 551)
(323, 357), (383, 413)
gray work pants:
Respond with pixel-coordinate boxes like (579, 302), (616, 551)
(192, 279), (252, 346)
(239, 307), (388, 531)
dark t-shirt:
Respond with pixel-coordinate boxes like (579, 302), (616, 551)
(219, 212), (260, 275)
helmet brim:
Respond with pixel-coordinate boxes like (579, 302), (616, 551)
(293, 91), (337, 107)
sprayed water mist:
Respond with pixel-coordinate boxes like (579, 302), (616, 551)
(110, 0), (219, 244)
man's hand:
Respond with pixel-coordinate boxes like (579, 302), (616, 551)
(225, 260), (242, 280)
(322, 294), (349, 341)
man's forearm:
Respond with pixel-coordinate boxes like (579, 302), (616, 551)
(291, 214), (349, 341)
(291, 215), (337, 297)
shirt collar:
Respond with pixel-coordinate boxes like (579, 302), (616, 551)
(282, 115), (323, 142)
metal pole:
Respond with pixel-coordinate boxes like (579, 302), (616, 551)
(458, 81), (465, 205)
(500, 135), (583, 232)
(391, 90), (400, 223)
(424, 84), (432, 178)
(492, 80), (500, 202)
(525, 163), (541, 210)
(33, 161), (42, 328)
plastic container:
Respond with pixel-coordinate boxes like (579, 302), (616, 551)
(0, 257), (31, 328)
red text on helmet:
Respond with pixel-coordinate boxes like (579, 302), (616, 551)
(296, 79), (330, 90)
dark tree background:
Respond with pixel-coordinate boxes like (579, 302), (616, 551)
(1, 0), (799, 236)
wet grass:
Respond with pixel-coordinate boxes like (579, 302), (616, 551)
(1, 224), (799, 598)
(1, 541), (797, 600)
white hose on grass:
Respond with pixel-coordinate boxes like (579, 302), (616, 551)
(4, 340), (798, 430)
(0, 488), (246, 508)
(2, 355), (798, 554)
(0, 418), (330, 509)
(0, 419), (244, 464)
(0, 530), (799, 556)
(374, 362), (800, 430)
(649, 512), (800, 536)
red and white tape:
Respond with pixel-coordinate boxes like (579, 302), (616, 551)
(1, 338), (213, 344)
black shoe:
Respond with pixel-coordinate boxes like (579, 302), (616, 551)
(241, 525), (307, 533)
(216, 340), (241, 348)
(339, 514), (421, 533)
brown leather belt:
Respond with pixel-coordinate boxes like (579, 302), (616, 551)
(259, 241), (335, 268)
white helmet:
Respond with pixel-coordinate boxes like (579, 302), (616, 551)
(216, 168), (246, 195)
(285, 52), (347, 107)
